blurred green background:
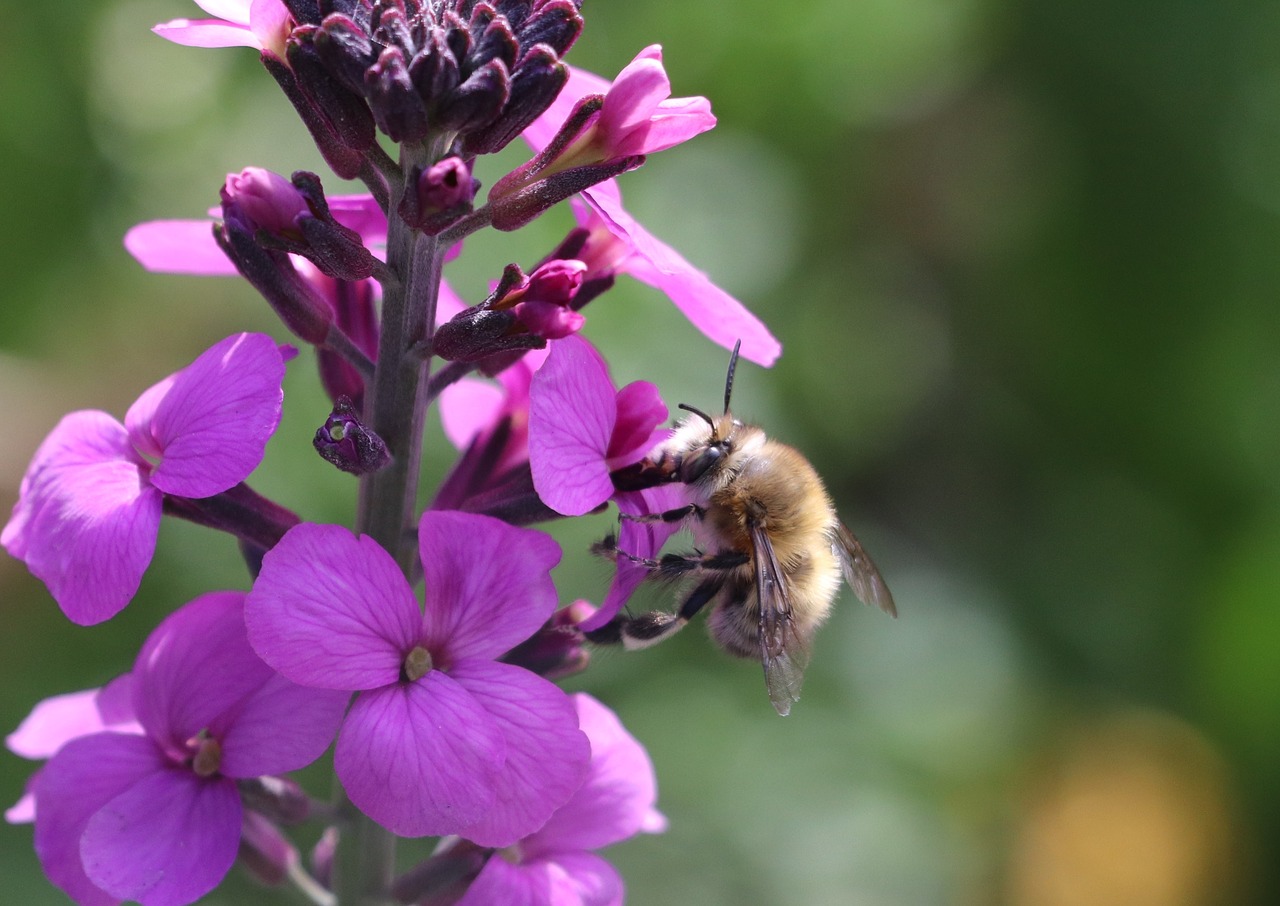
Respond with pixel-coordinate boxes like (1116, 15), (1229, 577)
(3, 0), (1279, 903)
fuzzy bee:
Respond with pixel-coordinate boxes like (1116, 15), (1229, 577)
(587, 343), (897, 716)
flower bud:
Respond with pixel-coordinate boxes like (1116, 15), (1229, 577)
(277, 0), (583, 153)
(222, 168), (379, 283)
(500, 603), (591, 680)
(314, 398), (391, 475)
(239, 812), (298, 888)
(399, 156), (479, 234)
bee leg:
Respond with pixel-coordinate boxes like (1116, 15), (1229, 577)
(584, 577), (725, 650)
(619, 504), (706, 525)
(654, 549), (749, 579)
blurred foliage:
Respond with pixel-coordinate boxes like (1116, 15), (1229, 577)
(3, 0), (1280, 903)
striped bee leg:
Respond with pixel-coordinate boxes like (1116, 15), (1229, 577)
(584, 576), (726, 650)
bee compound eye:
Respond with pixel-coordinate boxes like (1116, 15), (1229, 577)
(679, 444), (724, 483)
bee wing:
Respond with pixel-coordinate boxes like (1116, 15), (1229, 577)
(832, 522), (897, 617)
(750, 521), (809, 716)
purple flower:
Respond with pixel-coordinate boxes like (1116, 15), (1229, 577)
(153, 0), (292, 58)
(517, 55), (780, 367)
(29, 591), (348, 906)
(2, 333), (287, 625)
(455, 693), (665, 906)
(546, 44), (716, 165)
(529, 336), (669, 517)
(243, 512), (591, 844)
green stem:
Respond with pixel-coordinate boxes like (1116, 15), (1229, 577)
(332, 138), (451, 906)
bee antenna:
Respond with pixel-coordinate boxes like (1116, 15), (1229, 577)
(678, 403), (716, 429)
(723, 340), (742, 414)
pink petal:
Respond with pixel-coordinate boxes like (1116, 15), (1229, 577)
(528, 336), (618, 516)
(458, 853), (623, 906)
(2, 411), (162, 625)
(217, 672), (348, 778)
(127, 333), (285, 498)
(418, 512), (562, 661)
(7, 788), (36, 825)
(454, 857), (544, 906)
(440, 378), (505, 449)
(528, 694), (661, 853)
(132, 591), (273, 746)
(583, 185), (781, 367)
(334, 677), (505, 837)
(605, 380), (667, 468)
(547, 852), (625, 906)
(598, 52), (672, 140)
(450, 660), (590, 847)
(33, 733), (166, 906)
(81, 770), (242, 906)
(7, 689), (125, 760)
(124, 220), (238, 275)
(152, 19), (260, 49)
(192, 0), (253, 24)
(246, 523), (422, 690)
(326, 194), (390, 251)
(626, 96), (716, 155)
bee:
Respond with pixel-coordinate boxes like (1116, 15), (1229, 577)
(587, 342), (897, 716)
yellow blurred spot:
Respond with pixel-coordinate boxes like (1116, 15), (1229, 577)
(1006, 711), (1242, 906)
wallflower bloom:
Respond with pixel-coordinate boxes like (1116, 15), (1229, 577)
(244, 512), (591, 843)
(153, 0), (292, 58)
(528, 336), (669, 517)
(516, 49), (781, 367)
(1, 333), (287, 625)
(455, 693), (666, 906)
(29, 591), (348, 906)
(549, 44), (716, 166)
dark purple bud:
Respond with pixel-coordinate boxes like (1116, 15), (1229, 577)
(280, 0), (321, 26)
(390, 838), (490, 906)
(463, 46), (566, 154)
(238, 776), (316, 825)
(311, 15), (376, 92)
(516, 0), (584, 52)
(408, 29), (462, 106)
(365, 46), (431, 142)
(277, 0), (580, 152)
(437, 57), (511, 135)
(489, 155), (645, 231)
(214, 221), (333, 344)
(314, 397), (391, 475)
(432, 307), (545, 363)
(499, 602), (591, 680)
(263, 53), (367, 180)
(286, 34), (378, 155)
(290, 171), (381, 280)
(399, 156), (478, 234)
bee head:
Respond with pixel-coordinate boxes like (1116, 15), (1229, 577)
(673, 340), (743, 485)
